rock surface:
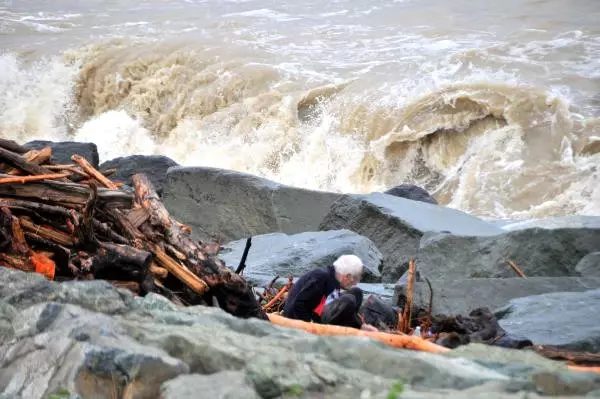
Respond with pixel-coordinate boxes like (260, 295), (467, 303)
(163, 167), (341, 243)
(99, 155), (179, 195)
(24, 140), (100, 168)
(416, 228), (600, 280)
(219, 230), (382, 286)
(576, 252), (600, 277)
(319, 193), (502, 282)
(500, 216), (600, 231)
(393, 277), (600, 316)
(383, 184), (438, 204)
(496, 289), (600, 353)
(2, 268), (600, 398)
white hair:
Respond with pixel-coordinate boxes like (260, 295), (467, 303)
(333, 254), (363, 276)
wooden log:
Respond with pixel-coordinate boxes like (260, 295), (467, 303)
(0, 146), (59, 177)
(72, 154), (118, 189)
(0, 173), (71, 185)
(0, 179), (133, 209)
(80, 243), (152, 282)
(0, 138), (28, 154)
(150, 262), (168, 279)
(0, 207), (55, 279)
(401, 258), (416, 333)
(132, 173), (267, 319)
(18, 217), (75, 247)
(149, 243), (209, 295)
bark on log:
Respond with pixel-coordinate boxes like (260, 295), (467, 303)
(72, 154), (118, 189)
(80, 243), (152, 282)
(18, 217), (75, 247)
(0, 138), (28, 154)
(149, 243), (209, 295)
(0, 179), (133, 209)
(0, 146), (59, 177)
(132, 173), (267, 319)
(0, 173), (71, 185)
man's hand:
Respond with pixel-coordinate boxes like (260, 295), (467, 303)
(360, 323), (378, 332)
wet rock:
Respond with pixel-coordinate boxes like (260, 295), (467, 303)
(99, 155), (178, 195)
(393, 277), (600, 316)
(319, 193), (502, 282)
(24, 140), (99, 168)
(500, 215), (600, 231)
(384, 184), (437, 204)
(2, 267), (599, 398)
(160, 371), (260, 399)
(576, 252), (600, 277)
(163, 167), (341, 243)
(416, 227), (600, 280)
(218, 229), (382, 286)
(496, 289), (600, 352)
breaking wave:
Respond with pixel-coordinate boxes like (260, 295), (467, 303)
(1, 39), (599, 220)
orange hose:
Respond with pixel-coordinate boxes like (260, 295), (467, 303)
(268, 313), (449, 353)
(567, 365), (600, 374)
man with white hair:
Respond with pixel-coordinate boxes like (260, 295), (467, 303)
(282, 254), (377, 331)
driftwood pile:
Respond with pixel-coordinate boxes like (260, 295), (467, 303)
(0, 138), (265, 319)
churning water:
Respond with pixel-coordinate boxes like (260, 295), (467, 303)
(1, 0), (599, 219)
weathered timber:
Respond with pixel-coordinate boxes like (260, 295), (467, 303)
(0, 179), (133, 209)
(0, 146), (59, 177)
(18, 217), (75, 247)
(0, 173), (71, 185)
(0, 138), (28, 154)
(150, 262), (168, 279)
(80, 243), (152, 282)
(107, 280), (141, 295)
(72, 154), (118, 189)
(149, 243), (209, 295)
(133, 173), (267, 319)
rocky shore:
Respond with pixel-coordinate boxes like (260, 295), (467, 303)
(1, 140), (600, 398)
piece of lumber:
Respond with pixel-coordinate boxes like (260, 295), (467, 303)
(72, 154), (118, 189)
(126, 207), (150, 229)
(0, 146), (58, 176)
(268, 313), (449, 353)
(80, 243), (152, 282)
(0, 138), (28, 154)
(235, 237), (252, 274)
(401, 258), (416, 333)
(18, 217), (75, 247)
(262, 284), (289, 311)
(149, 243), (209, 295)
(506, 259), (527, 278)
(149, 262), (168, 279)
(0, 179), (133, 209)
(0, 173), (70, 185)
(133, 173), (267, 319)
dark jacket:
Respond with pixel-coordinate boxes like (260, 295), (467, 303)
(282, 265), (340, 322)
(321, 287), (363, 328)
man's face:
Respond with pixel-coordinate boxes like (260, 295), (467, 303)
(338, 273), (361, 289)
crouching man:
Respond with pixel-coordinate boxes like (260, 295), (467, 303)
(282, 254), (378, 331)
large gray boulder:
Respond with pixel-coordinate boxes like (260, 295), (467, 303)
(24, 140), (99, 167)
(416, 228), (600, 280)
(500, 216), (600, 231)
(3, 268), (600, 398)
(2, 268), (600, 398)
(163, 167), (341, 243)
(383, 184), (437, 204)
(218, 229), (382, 285)
(393, 277), (600, 316)
(318, 193), (502, 282)
(99, 155), (178, 195)
(496, 289), (600, 353)
(576, 252), (600, 277)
